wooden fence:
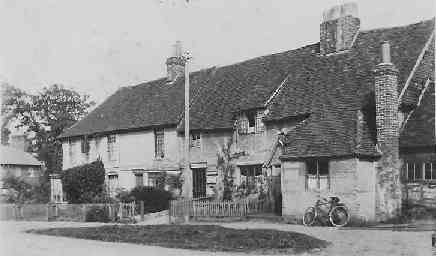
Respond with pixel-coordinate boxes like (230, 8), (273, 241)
(0, 202), (136, 221)
(169, 197), (273, 219)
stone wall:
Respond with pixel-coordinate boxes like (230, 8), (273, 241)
(281, 158), (377, 222)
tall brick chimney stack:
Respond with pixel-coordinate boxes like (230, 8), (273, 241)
(320, 2), (360, 55)
(374, 41), (402, 221)
(166, 41), (185, 82)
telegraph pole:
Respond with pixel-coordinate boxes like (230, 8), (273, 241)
(182, 51), (193, 199)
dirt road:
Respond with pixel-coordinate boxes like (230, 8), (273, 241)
(0, 220), (432, 256)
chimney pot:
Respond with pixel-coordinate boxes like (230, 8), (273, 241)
(381, 41), (391, 64)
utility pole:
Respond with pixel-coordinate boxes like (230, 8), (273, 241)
(182, 51), (192, 199)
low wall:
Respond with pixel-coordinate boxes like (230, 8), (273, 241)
(0, 204), (47, 221)
(404, 182), (436, 209)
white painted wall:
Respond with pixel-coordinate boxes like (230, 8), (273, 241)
(61, 127), (180, 192)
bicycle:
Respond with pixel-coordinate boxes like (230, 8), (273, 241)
(302, 196), (349, 227)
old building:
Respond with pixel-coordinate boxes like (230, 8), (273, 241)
(0, 146), (43, 192)
(58, 2), (434, 221)
(267, 3), (435, 221)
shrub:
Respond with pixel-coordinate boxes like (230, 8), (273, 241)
(129, 186), (173, 213)
(85, 206), (110, 222)
(62, 160), (106, 203)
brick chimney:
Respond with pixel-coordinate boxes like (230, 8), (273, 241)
(320, 2), (360, 55)
(166, 41), (185, 82)
(374, 41), (402, 221)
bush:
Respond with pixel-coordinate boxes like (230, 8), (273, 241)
(85, 206), (110, 222)
(129, 186), (173, 213)
(62, 160), (106, 203)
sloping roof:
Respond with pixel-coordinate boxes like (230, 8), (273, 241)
(59, 68), (215, 138)
(182, 44), (318, 131)
(0, 146), (42, 166)
(59, 17), (435, 161)
(400, 82), (435, 148)
(269, 18), (435, 159)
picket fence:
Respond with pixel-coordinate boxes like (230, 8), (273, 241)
(169, 197), (273, 219)
(0, 202), (136, 221)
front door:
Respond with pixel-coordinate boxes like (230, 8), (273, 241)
(192, 168), (206, 198)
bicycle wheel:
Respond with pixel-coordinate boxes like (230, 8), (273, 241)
(303, 207), (317, 226)
(329, 205), (349, 227)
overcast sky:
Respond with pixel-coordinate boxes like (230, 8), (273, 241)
(1, 0), (434, 103)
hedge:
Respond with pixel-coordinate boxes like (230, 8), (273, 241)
(62, 160), (106, 203)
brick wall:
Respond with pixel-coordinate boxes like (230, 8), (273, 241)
(374, 62), (402, 220)
(320, 15), (360, 54)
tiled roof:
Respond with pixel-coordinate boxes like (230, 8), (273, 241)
(59, 18), (435, 161)
(0, 146), (42, 166)
(270, 19), (435, 159)
(400, 82), (435, 148)
(182, 44), (318, 131)
(59, 68), (215, 138)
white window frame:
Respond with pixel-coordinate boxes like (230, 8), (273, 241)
(305, 159), (330, 192)
(404, 161), (435, 182)
(238, 111), (265, 134)
(108, 174), (119, 196)
(107, 135), (117, 162)
(69, 140), (76, 166)
(154, 129), (165, 159)
(190, 132), (201, 148)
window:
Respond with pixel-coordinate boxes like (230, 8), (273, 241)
(148, 172), (164, 188)
(238, 111), (264, 134)
(135, 173), (144, 187)
(108, 174), (119, 196)
(81, 137), (90, 162)
(68, 140), (76, 165)
(95, 138), (102, 159)
(240, 165), (262, 192)
(306, 159), (329, 191)
(191, 132), (201, 148)
(404, 161), (435, 181)
(107, 135), (117, 161)
(81, 137), (90, 154)
(155, 129), (164, 158)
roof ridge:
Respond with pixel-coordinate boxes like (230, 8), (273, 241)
(359, 17), (435, 34)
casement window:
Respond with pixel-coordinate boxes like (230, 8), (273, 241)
(238, 111), (264, 134)
(135, 173), (144, 187)
(240, 165), (263, 192)
(404, 161), (436, 181)
(107, 135), (117, 161)
(154, 129), (165, 158)
(191, 132), (201, 148)
(305, 159), (330, 191)
(108, 174), (119, 196)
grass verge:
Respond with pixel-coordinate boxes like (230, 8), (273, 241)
(27, 224), (329, 254)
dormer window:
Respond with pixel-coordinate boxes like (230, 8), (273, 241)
(238, 110), (264, 134)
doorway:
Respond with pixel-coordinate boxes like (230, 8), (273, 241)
(192, 168), (206, 198)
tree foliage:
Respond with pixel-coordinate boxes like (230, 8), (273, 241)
(215, 138), (236, 201)
(1, 175), (49, 204)
(1, 83), (95, 173)
(61, 160), (106, 203)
